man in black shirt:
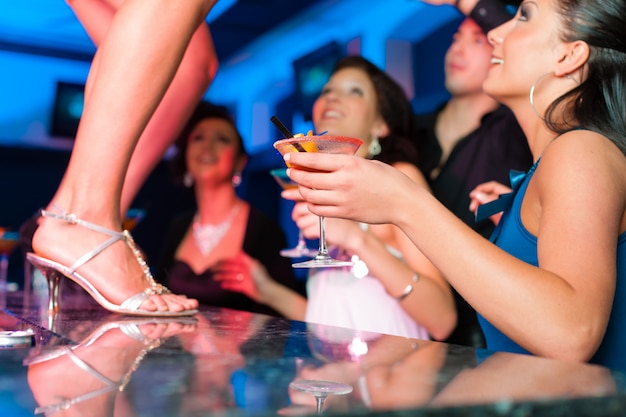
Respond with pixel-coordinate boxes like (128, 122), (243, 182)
(414, 0), (532, 348)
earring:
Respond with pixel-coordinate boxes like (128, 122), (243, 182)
(529, 72), (552, 120)
(367, 135), (382, 157)
(232, 172), (242, 187)
(183, 172), (194, 188)
(529, 72), (578, 120)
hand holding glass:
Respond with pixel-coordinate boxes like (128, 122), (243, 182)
(273, 135), (362, 268)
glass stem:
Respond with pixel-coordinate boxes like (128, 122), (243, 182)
(318, 216), (329, 257)
(0, 254), (8, 290)
(316, 395), (326, 415)
(295, 230), (307, 249)
(0, 254), (8, 309)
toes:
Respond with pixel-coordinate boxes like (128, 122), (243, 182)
(143, 293), (198, 313)
(166, 293), (198, 310)
(151, 294), (172, 312)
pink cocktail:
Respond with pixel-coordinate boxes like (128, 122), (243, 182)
(273, 135), (362, 268)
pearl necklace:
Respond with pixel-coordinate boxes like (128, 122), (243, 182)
(192, 203), (241, 256)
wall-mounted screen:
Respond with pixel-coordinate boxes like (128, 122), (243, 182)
(293, 41), (343, 121)
(50, 81), (85, 139)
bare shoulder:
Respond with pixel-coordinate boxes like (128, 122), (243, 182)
(540, 130), (626, 184)
(536, 130), (626, 228)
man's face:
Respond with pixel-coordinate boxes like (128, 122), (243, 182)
(444, 18), (493, 97)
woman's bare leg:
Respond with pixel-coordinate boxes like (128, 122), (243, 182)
(64, 0), (218, 214)
(121, 23), (216, 212)
(31, 0), (216, 312)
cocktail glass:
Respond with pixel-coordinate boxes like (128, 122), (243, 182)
(0, 229), (19, 308)
(122, 208), (146, 231)
(273, 135), (362, 268)
(270, 168), (318, 259)
(289, 379), (353, 415)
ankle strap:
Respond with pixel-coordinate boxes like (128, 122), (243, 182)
(41, 207), (122, 238)
(34, 347), (119, 415)
(40, 207), (126, 274)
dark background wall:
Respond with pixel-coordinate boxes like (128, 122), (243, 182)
(0, 142), (307, 287)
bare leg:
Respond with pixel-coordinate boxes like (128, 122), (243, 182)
(31, 0), (216, 313)
(64, 0), (218, 214)
(121, 23), (216, 212)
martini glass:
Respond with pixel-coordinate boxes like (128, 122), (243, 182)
(0, 229), (19, 308)
(122, 208), (146, 231)
(273, 135), (363, 268)
(270, 168), (318, 258)
(289, 380), (353, 415)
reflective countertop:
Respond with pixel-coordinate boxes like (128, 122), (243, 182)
(2, 290), (625, 417)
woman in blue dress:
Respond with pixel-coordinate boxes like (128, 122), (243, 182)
(282, 0), (626, 371)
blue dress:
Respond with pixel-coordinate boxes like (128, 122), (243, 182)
(477, 159), (626, 371)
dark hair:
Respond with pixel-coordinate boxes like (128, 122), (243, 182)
(331, 55), (418, 164)
(170, 101), (248, 184)
(545, 0), (626, 155)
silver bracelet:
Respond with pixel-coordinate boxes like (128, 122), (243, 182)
(395, 274), (419, 301)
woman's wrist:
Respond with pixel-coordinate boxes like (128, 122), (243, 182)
(393, 184), (425, 234)
(392, 274), (420, 302)
(253, 273), (275, 304)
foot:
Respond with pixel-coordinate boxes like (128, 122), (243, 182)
(31, 208), (198, 314)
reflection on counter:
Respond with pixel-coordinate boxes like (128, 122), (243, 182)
(0, 291), (625, 416)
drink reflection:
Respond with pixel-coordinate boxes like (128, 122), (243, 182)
(23, 313), (619, 416)
(288, 324), (444, 413)
(289, 323), (618, 413)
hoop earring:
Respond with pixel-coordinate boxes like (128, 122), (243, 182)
(529, 72), (579, 120)
(183, 172), (194, 188)
(529, 72), (552, 120)
(368, 135), (382, 157)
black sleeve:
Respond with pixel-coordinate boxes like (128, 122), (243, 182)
(243, 207), (307, 298)
(412, 110), (443, 179)
(470, 0), (515, 33)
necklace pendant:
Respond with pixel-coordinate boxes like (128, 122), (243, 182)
(192, 203), (241, 256)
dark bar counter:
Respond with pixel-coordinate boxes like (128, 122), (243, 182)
(1, 290), (625, 417)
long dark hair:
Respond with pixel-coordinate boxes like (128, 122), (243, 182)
(545, 0), (626, 155)
(332, 55), (418, 164)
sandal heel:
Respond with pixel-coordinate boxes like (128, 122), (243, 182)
(43, 267), (62, 314)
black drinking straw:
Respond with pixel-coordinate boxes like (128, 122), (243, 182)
(271, 115), (306, 152)
(271, 115), (293, 138)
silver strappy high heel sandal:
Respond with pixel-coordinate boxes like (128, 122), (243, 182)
(27, 207), (198, 316)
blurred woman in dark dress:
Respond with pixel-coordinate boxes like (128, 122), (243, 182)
(156, 102), (306, 317)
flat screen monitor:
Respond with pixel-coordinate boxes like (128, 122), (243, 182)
(50, 81), (85, 139)
(293, 41), (343, 121)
